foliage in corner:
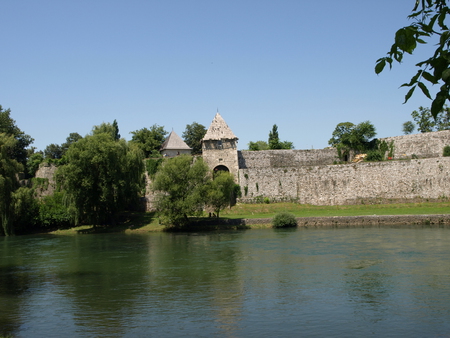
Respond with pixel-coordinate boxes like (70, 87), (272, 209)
(376, 0), (450, 118)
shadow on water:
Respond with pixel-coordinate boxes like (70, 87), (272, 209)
(163, 218), (252, 232)
(0, 265), (31, 336)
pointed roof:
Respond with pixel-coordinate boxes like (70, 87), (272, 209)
(203, 113), (238, 141)
(160, 130), (192, 150)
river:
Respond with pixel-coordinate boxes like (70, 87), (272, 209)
(1, 227), (450, 337)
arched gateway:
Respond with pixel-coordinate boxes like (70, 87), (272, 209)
(201, 112), (239, 181)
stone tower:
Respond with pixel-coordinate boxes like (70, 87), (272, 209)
(202, 112), (239, 179)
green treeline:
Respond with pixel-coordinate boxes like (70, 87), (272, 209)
(0, 105), (235, 236)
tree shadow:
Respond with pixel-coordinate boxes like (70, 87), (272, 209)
(76, 212), (157, 234)
(163, 218), (251, 232)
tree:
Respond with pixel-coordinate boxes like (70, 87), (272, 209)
(0, 134), (23, 235)
(61, 132), (83, 154)
(92, 120), (121, 140)
(328, 122), (355, 147)
(268, 124), (281, 149)
(411, 106), (436, 132)
(248, 140), (269, 151)
(0, 105), (34, 167)
(112, 119), (120, 140)
(375, 1), (450, 118)
(152, 155), (210, 226)
(27, 152), (44, 177)
(44, 143), (63, 159)
(268, 124), (294, 149)
(57, 132), (145, 226)
(409, 105), (450, 132)
(436, 105), (450, 130)
(130, 124), (168, 158)
(182, 122), (207, 155)
(329, 121), (377, 160)
(402, 121), (416, 134)
(206, 171), (236, 218)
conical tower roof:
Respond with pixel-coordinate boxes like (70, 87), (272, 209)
(160, 130), (192, 150)
(203, 113), (238, 141)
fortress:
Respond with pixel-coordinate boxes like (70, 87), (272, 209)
(36, 112), (450, 209)
(201, 112), (450, 206)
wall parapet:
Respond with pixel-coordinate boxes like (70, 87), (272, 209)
(238, 148), (337, 169)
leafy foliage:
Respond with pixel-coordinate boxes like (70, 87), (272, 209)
(328, 122), (355, 148)
(329, 121), (377, 160)
(206, 171), (236, 218)
(182, 122), (207, 155)
(130, 124), (168, 158)
(0, 105), (34, 168)
(376, 0), (450, 117)
(407, 105), (450, 132)
(0, 134), (23, 235)
(146, 158), (163, 178)
(44, 143), (63, 159)
(402, 121), (416, 134)
(248, 140), (269, 151)
(12, 186), (39, 234)
(57, 132), (145, 226)
(272, 212), (297, 228)
(92, 120), (121, 140)
(250, 125), (294, 150)
(152, 155), (210, 226)
(61, 132), (83, 154)
(38, 192), (72, 229)
(27, 152), (44, 177)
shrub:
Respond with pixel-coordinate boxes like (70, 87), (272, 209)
(443, 145), (450, 157)
(365, 150), (383, 162)
(272, 212), (297, 228)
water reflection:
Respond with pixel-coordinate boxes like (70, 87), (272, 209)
(1, 228), (450, 337)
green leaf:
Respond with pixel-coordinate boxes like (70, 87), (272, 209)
(403, 85), (416, 103)
(400, 70), (422, 87)
(422, 71), (438, 84)
(375, 59), (386, 74)
(418, 81), (432, 99)
(442, 68), (450, 83)
(431, 90), (448, 118)
(395, 27), (417, 54)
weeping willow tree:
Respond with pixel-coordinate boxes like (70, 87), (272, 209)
(57, 128), (145, 226)
(0, 134), (23, 235)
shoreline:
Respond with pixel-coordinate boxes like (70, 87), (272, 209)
(189, 214), (450, 229)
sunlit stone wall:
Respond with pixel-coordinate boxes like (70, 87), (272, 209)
(382, 130), (450, 159)
(238, 148), (338, 169)
(238, 157), (450, 205)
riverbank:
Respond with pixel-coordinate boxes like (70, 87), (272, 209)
(48, 202), (450, 234)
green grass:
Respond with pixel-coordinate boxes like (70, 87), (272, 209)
(219, 201), (450, 219)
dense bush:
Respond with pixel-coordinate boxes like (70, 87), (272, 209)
(272, 212), (297, 228)
(38, 192), (72, 229)
(443, 145), (450, 157)
(365, 150), (383, 162)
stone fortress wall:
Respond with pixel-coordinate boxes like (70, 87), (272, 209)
(382, 130), (450, 159)
(236, 130), (450, 205)
(34, 127), (450, 209)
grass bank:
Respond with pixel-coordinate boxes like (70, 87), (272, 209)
(49, 201), (450, 234)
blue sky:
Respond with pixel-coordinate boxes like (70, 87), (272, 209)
(1, 0), (439, 151)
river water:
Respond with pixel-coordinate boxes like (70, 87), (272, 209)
(1, 228), (450, 337)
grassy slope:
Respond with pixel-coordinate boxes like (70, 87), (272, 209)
(220, 201), (450, 219)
